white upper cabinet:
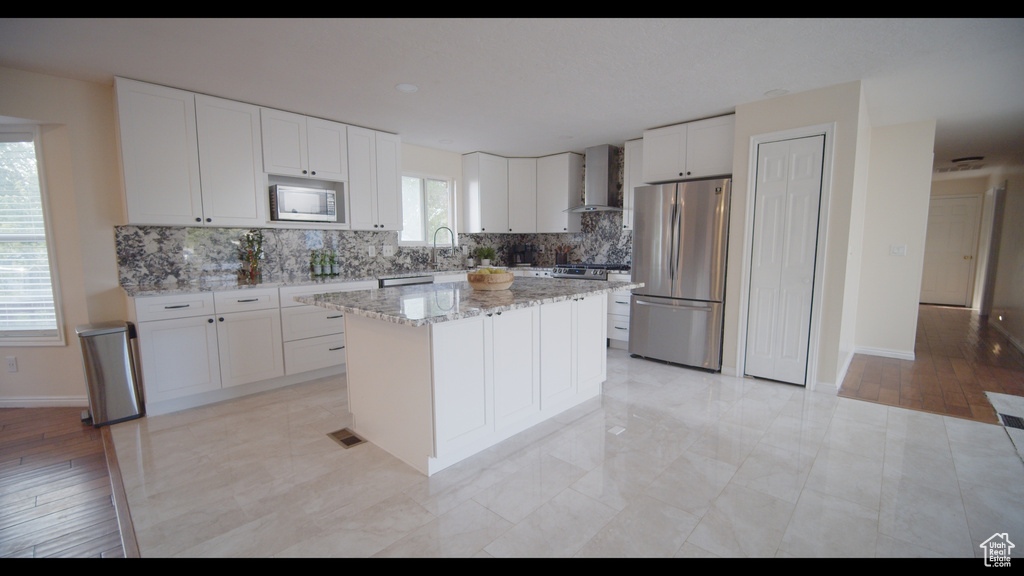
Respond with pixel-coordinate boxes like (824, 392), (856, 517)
(347, 126), (402, 230)
(260, 108), (349, 182)
(116, 78), (265, 227)
(116, 77), (203, 226)
(642, 114), (735, 183)
(536, 152), (582, 233)
(195, 94), (266, 226)
(462, 152), (509, 233)
(507, 158), (537, 233)
(622, 138), (643, 231)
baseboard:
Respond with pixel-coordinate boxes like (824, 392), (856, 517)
(989, 321), (1024, 355)
(0, 396), (89, 408)
(853, 346), (915, 361)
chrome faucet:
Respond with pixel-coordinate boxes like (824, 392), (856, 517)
(431, 226), (455, 268)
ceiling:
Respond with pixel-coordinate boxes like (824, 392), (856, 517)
(2, 17), (1023, 173)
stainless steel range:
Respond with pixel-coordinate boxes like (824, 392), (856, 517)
(551, 263), (630, 281)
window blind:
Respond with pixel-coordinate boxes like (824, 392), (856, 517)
(0, 132), (59, 339)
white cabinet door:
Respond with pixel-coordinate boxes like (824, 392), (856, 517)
(432, 315), (492, 454)
(463, 152), (509, 233)
(116, 77), (203, 226)
(306, 116), (349, 181)
(216, 308), (285, 388)
(346, 125), (377, 230)
(536, 153), (583, 233)
(539, 300), (575, 407)
(508, 158), (537, 233)
(260, 108), (309, 178)
(195, 94), (265, 227)
(685, 115), (735, 178)
(575, 294), (607, 390)
(622, 138), (643, 231)
(348, 127), (401, 230)
(642, 115), (735, 183)
(137, 315), (221, 403)
(642, 123), (687, 184)
(374, 131), (403, 231)
(491, 308), (540, 430)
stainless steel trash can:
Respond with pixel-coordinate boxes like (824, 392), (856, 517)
(75, 321), (145, 427)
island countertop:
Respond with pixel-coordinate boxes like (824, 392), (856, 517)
(295, 277), (643, 327)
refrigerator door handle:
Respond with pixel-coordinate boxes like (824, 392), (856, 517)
(634, 299), (713, 312)
(669, 195), (678, 283)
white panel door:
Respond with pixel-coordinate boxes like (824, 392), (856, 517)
(216, 309), (285, 388)
(745, 135), (824, 386)
(306, 117), (349, 181)
(374, 131), (403, 230)
(920, 195), (981, 306)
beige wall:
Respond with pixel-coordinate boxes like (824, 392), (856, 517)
(988, 167), (1024, 349)
(854, 120), (936, 357)
(0, 67), (126, 405)
(724, 81), (869, 390)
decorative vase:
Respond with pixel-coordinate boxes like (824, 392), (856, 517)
(313, 264), (322, 276)
(481, 259), (491, 267)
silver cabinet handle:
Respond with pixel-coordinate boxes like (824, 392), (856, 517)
(164, 304), (190, 309)
(327, 314), (344, 319)
(329, 346), (346, 351)
(614, 326), (628, 330)
(236, 298), (259, 303)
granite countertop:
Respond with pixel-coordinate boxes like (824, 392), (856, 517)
(121, 269), (482, 297)
(295, 276), (644, 327)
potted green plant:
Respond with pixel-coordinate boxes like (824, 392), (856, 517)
(475, 246), (496, 267)
(310, 249), (322, 277)
(240, 229), (264, 282)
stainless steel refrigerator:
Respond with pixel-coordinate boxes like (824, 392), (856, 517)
(628, 177), (731, 370)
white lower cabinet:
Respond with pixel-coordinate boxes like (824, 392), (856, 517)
(278, 280), (376, 376)
(491, 308), (541, 431)
(216, 308), (284, 387)
(137, 313), (221, 403)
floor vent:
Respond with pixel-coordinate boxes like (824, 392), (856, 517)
(328, 428), (366, 448)
(1000, 414), (1024, 430)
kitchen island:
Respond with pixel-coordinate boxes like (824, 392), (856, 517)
(298, 276), (642, 475)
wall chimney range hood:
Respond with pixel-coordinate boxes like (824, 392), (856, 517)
(567, 144), (623, 213)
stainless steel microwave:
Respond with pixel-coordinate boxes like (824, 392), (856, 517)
(269, 185), (338, 223)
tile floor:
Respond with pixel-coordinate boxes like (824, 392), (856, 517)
(108, 347), (1024, 558)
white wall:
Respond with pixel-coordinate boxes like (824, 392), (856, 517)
(0, 67), (124, 406)
(854, 120), (936, 358)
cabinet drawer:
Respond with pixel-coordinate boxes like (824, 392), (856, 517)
(281, 305), (346, 341)
(213, 287), (279, 313)
(608, 292), (631, 316)
(135, 292), (215, 322)
(279, 280), (377, 307)
(608, 314), (630, 341)
(284, 333), (347, 375)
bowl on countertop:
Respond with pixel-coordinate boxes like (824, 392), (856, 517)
(467, 270), (514, 291)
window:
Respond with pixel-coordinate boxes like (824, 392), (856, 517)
(0, 126), (63, 345)
(400, 174), (456, 245)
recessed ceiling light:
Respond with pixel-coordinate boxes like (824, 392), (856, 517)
(395, 83), (418, 93)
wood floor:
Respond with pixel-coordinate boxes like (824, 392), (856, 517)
(0, 406), (135, 558)
(839, 304), (1024, 424)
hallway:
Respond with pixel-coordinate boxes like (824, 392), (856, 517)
(839, 305), (1024, 424)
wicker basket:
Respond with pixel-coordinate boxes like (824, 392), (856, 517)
(467, 271), (514, 291)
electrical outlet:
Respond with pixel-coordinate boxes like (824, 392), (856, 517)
(6, 356), (16, 373)
(383, 245), (394, 257)
(538, 244), (545, 253)
(461, 245), (468, 254)
(368, 245), (376, 257)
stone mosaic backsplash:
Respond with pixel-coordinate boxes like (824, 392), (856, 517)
(115, 212), (632, 288)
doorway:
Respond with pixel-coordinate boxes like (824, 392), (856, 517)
(919, 194), (982, 307)
(744, 134), (826, 386)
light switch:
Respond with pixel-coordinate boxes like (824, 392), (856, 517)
(890, 244), (907, 256)
(368, 245), (376, 257)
